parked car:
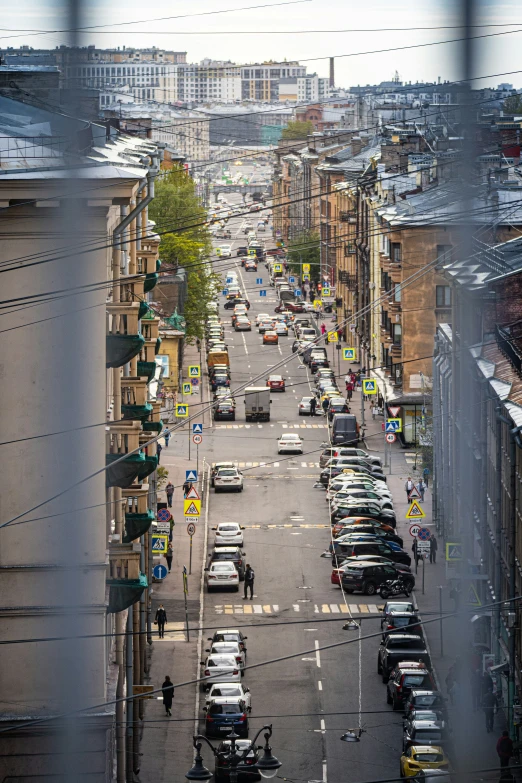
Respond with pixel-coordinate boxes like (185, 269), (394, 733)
(205, 682), (251, 710)
(403, 720), (451, 753)
(200, 654), (242, 689)
(399, 746), (450, 778)
(382, 611), (422, 637)
(204, 697), (249, 737)
(378, 634), (431, 683)
(387, 666), (436, 710)
(208, 629), (248, 655)
(214, 468), (244, 493)
(205, 562), (240, 592)
(341, 562), (414, 596)
(211, 462), (238, 486)
(403, 691), (447, 718)
(213, 739), (260, 781)
(208, 549), (246, 581)
(206, 641), (245, 670)
(298, 396), (315, 415)
(213, 522), (245, 547)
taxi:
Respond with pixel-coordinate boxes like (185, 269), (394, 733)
(263, 330), (279, 345)
(399, 745), (449, 777)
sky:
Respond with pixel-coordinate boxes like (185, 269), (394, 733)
(2, 0), (522, 89)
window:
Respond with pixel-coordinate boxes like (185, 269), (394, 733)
(436, 285), (452, 307)
(394, 284), (401, 302)
(391, 243), (402, 263)
(436, 244), (453, 269)
(393, 324), (402, 344)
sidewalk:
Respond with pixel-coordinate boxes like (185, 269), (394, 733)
(139, 340), (209, 781)
(357, 385), (509, 776)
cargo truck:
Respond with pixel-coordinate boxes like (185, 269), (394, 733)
(244, 387), (271, 422)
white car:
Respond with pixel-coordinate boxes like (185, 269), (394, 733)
(274, 322), (288, 336)
(329, 483), (392, 504)
(214, 468), (244, 493)
(205, 682), (251, 710)
(206, 562), (240, 592)
(256, 312), (271, 326)
(326, 477), (389, 500)
(277, 433), (304, 454)
(330, 490), (393, 511)
(218, 245), (232, 258)
(298, 396), (315, 416)
(213, 522), (245, 547)
(207, 641), (245, 669)
(201, 654), (241, 689)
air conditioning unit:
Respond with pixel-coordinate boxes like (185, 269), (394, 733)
(369, 282), (376, 290)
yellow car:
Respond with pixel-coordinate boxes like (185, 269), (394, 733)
(400, 745), (449, 778)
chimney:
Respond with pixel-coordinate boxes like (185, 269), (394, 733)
(329, 57), (335, 88)
(351, 136), (362, 156)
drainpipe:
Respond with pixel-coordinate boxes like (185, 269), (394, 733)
(125, 608), (133, 783)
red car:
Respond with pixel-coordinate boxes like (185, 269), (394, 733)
(266, 374), (285, 391)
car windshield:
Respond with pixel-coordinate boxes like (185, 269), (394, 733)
(218, 471), (238, 477)
(414, 753), (444, 762)
(281, 434), (300, 440)
(215, 633), (240, 642)
(416, 696), (440, 707)
(211, 686), (241, 697)
(393, 617), (417, 627)
(209, 703), (243, 715)
(415, 731), (442, 741)
(211, 563), (236, 572)
(270, 376), (283, 381)
(209, 656), (236, 666)
(213, 552), (237, 560)
(404, 675), (430, 686)
(389, 639), (423, 649)
(213, 644), (238, 653)
(218, 525), (239, 531)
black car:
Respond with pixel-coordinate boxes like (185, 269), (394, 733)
(310, 358), (330, 373)
(333, 539), (411, 566)
(214, 401), (236, 421)
(387, 666), (436, 709)
(224, 298), (250, 310)
(336, 554), (412, 575)
(341, 562), (414, 596)
(382, 611), (422, 637)
(377, 635), (430, 683)
(209, 364), (231, 380)
(331, 505), (396, 528)
(403, 690), (447, 718)
(236, 246), (248, 256)
(211, 374), (231, 391)
(327, 399), (350, 421)
(333, 524), (403, 548)
(209, 547), (246, 580)
(214, 739), (260, 782)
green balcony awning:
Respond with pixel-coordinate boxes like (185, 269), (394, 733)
(142, 419), (163, 433)
(106, 333), (145, 368)
(123, 510), (155, 543)
(155, 337), (162, 355)
(106, 452), (146, 489)
(138, 301), (150, 320)
(156, 259), (162, 272)
(144, 273), (159, 293)
(137, 454), (159, 481)
(107, 573), (148, 614)
(137, 360), (157, 382)
(121, 402), (153, 422)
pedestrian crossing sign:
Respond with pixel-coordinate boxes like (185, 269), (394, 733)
(385, 418), (402, 433)
(407, 486), (422, 500)
(189, 365), (200, 378)
(183, 499), (201, 516)
(151, 534), (168, 554)
(192, 423), (203, 434)
(183, 383), (192, 395)
(445, 542), (462, 561)
(176, 404), (188, 417)
(327, 331), (338, 342)
(274, 263), (283, 273)
(362, 379), (377, 394)
(303, 274), (310, 281)
(343, 348), (357, 360)
(405, 500), (426, 520)
(465, 583), (481, 607)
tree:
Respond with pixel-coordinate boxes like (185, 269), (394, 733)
(286, 231), (320, 284)
(149, 166), (218, 343)
(281, 120), (314, 140)
(503, 94), (522, 115)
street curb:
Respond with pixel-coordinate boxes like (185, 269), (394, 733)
(412, 591), (442, 692)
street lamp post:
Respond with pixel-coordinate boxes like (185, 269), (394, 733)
(186, 725), (281, 783)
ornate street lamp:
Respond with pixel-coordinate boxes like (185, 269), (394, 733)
(186, 725), (282, 783)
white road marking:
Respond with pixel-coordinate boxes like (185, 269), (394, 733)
(293, 604), (300, 612)
(318, 681), (323, 691)
(315, 639), (321, 668)
(323, 760), (328, 783)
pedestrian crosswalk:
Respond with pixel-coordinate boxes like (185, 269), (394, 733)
(213, 603), (382, 615)
(155, 622), (186, 641)
(243, 523), (328, 529)
(214, 423), (328, 430)
(237, 461), (319, 469)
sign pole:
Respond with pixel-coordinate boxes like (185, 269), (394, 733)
(183, 567), (190, 642)
(188, 419), (191, 461)
(422, 555), (425, 595)
(196, 443), (199, 486)
(439, 585), (444, 656)
(189, 535), (193, 575)
(360, 374), (365, 428)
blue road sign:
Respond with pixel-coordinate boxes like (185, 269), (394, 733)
(226, 276), (234, 284)
(256, 278), (263, 284)
(192, 423), (203, 434)
(385, 419), (401, 432)
(153, 564), (168, 580)
(294, 288), (301, 297)
(185, 469), (198, 482)
(289, 276), (295, 283)
(222, 289), (228, 296)
(157, 508), (172, 523)
(259, 290), (267, 297)
(417, 527), (431, 541)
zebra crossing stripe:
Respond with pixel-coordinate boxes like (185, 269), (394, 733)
(214, 604), (381, 615)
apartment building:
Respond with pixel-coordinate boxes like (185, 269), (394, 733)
(201, 103), (293, 145)
(0, 92), (166, 782)
(178, 60), (242, 103)
(241, 61), (306, 101)
(278, 73), (331, 102)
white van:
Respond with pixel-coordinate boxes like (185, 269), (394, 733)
(257, 221), (266, 232)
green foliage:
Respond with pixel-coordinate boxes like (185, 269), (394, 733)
(281, 120), (314, 140)
(156, 465), (169, 491)
(286, 231), (320, 283)
(149, 166), (218, 343)
(503, 94), (522, 115)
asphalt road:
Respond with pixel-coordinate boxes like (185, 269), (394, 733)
(193, 194), (404, 783)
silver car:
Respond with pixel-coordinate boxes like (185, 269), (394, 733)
(298, 396), (315, 416)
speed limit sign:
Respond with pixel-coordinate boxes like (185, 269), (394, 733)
(187, 522), (196, 536)
(409, 524), (421, 537)
(385, 433), (396, 443)
(192, 434), (203, 445)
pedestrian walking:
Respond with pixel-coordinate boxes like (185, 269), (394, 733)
(166, 481), (174, 508)
(372, 404), (379, 420)
(155, 604), (167, 639)
(243, 563), (255, 599)
(346, 381), (353, 401)
(320, 323), (326, 336)
(310, 396), (317, 416)
(423, 466), (430, 487)
(429, 535), (438, 564)
(169, 516), (175, 542)
(482, 690), (497, 731)
(162, 676), (174, 716)
(165, 431), (171, 447)
(416, 478), (426, 502)
(322, 397), (329, 416)
(497, 731), (514, 766)
(183, 480), (193, 497)
(156, 442), (162, 464)
(165, 543), (173, 573)
(405, 476), (414, 501)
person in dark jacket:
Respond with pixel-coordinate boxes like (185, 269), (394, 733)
(483, 689), (497, 733)
(155, 604), (167, 638)
(429, 535), (438, 564)
(165, 543), (173, 573)
(497, 731), (514, 766)
(243, 564), (255, 599)
(310, 396), (317, 416)
(166, 482), (174, 508)
(162, 676), (174, 716)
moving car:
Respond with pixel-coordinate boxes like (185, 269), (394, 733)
(235, 317), (252, 331)
(236, 246), (248, 256)
(200, 654), (242, 688)
(208, 548), (246, 580)
(274, 322), (288, 336)
(399, 746), (449, 778)
(206, 562), (240, 592)
(341, 562), (414, 596)
(277, 433), (303, 454)
(378, 634), (430, 682)
(213, 522), (245, 546)
(256, 312), (271, 326)
(217, 245), (233, 258)
(214, 468), (244, 493)
(224, 298), (250, 310)
(258, 320), (274, 334)
(204, 697), (249, 737)
(263, 330), (278, 345)
(214, 400), (236, 421)
(244, 259), (258, 271)
(267, 375), (285, 391)
(205, 682), (251, 710)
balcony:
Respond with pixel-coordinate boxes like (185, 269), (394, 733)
(106, 303), (145, 368)
(137, 433), (159, 481)
(123, 484), (155, 542)
(137, 245), (159, 278)
(144, 259), (161, 294)
(107, 541), (148, 614)
(121, 377), (153, 422)
(137, 360), (157, 383)
(141, 314), (161, 356)
(143, 401), (164, 433)
(106, 421), (145, 489)
(390, 343), (402, 358)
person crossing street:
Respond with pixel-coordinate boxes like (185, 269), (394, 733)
(243, 563), (255, 599)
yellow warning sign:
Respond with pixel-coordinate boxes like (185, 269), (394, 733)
(313, 299), (323, 309)
(465, 583), (481, 607)
(405, 500), (426, 520)
(327, 331), (338, 342)
(183, 499), (201, 517)
(303, 263), (311, 273)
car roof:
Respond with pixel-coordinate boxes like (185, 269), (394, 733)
(410, 721), (443, 729)
(208, 654), (238, 662)
(217, 521), (241, 526)
(389, 611), (418, 617)
(212, 548), (241, 554)
(214, 629), (241, 634)
(386, 634), (423, 641)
